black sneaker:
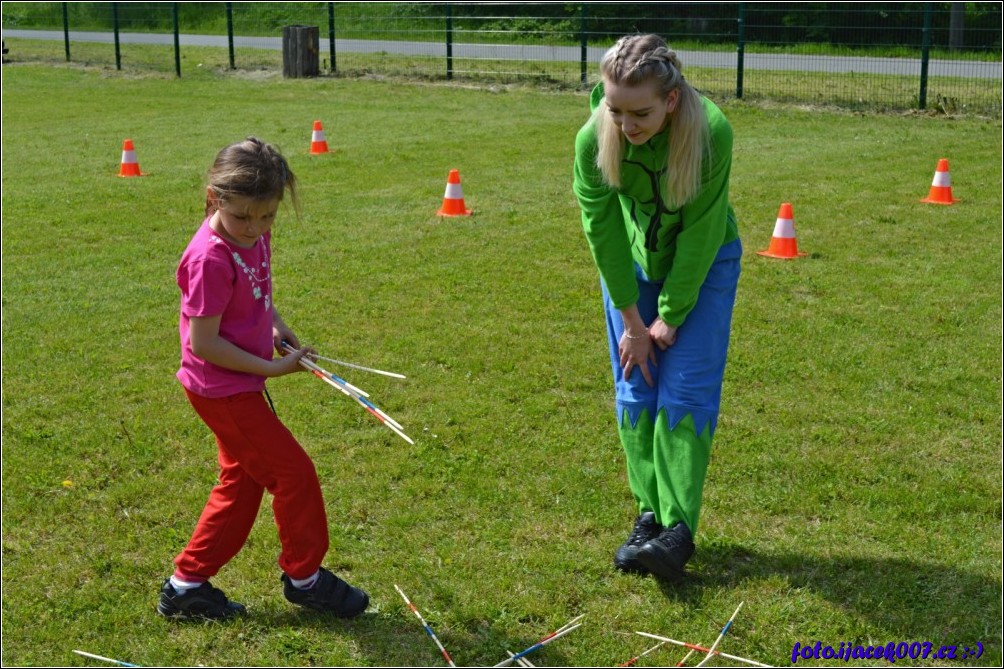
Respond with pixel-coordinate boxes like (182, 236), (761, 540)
(614, 511), (663, 574)
(281, 567), (369, 618)
(636, 521), (695, 580)
(157, 579), (247, 621)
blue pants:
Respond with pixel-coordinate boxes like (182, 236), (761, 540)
(602, 238), (742, 532)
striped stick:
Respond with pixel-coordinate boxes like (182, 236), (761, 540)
(619, 640), (668, 667)
(394, 584), (457, 668)
(285, 345), (406, 431)
(506, 650), (536, 667)
(634, 632), (771, 668)
(72, 650), (140, 667)
(694, 601), (744, 668)
(492, 621), (583, 667)
(502, 614), (582, 666)
(285, 345), (413, 444)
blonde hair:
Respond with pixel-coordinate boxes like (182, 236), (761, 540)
(205, 137), (299, 217)
(594, 34), (710, 207)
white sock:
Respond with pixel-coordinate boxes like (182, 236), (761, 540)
(169, 575), (204, 593)
(289, 570), (320, 590)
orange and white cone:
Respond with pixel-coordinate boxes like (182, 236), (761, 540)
(118, 138), (145, 177)
(436, 169), (472, 216)
(310, 120), (330, 155)
(920, 158), (959, 204)
(757, 202), (808, 259)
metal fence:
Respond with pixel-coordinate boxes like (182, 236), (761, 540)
(2, 2), (1001, 115)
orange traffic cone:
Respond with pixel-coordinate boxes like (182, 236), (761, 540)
(920, 158), (959, 204)
(757, 202), (808, 259)
(436, 169), (472, 216)
(309, 120), (330, 155)
(117, 139), (145, 177)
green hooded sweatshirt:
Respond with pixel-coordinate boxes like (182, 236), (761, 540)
(573, 82), (739, 326)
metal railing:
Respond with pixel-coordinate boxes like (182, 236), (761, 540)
(2, 2), (1001, 115)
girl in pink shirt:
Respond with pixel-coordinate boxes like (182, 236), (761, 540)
(159, 137), (368, 621)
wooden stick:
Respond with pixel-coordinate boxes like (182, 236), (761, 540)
(507, 650), (536, 667)
(694, 601), (744, 668)
(310, 352), (406, 379)
(72, 650), (140, 667)
(493, 622), (582, 667)
(634, 632), (770, 668)
(286, 345), (413, 443)
(619, 640), (668, 667)
(394, 585), (457, 668)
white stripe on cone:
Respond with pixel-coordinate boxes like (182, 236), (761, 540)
(121, 150), (138, 163)
(932, 170), (951, 187)
(312, 130), (326, 142)
(444, 182), (464, 199)
(771, 217), (797, 239)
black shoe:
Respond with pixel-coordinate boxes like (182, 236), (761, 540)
(614, 511), (663, 574)
(282, 567), (369, 618)
(157, 579), (247, 621)
(636, 521), (695, 580)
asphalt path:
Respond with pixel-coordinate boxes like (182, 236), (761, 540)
(6, 28), (1001, 79)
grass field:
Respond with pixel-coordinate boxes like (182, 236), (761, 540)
(1, 60), (1001, 667)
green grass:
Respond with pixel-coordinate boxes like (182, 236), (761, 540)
(2, 61), (1001, 667)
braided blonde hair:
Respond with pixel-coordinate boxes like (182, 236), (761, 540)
(594, 34), (710, 207)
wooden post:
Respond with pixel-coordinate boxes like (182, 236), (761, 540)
(282, 25), (320, 78)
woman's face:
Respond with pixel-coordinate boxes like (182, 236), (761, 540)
(603, 77), (679, 145)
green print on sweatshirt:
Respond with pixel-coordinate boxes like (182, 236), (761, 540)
(573, 82), (739, 326)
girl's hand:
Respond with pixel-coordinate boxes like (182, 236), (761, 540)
(273, 322), (299, 354)
(649, 318), (678, 351)
(269, 346), (311, 377)
(272, 318), (316, 374)
(619, 330), (657, 387)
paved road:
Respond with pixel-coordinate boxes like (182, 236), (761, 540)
(6, 29), (1001, 79)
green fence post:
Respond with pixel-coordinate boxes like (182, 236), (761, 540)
(919, 2), (932, 110)
(328, 2), (336, 73)
(62, 2), (70, 61)
(112, 2), (121, 70)
(446, 2), (453, 80)
(580, 3), (588, 88)
(226, 2), (235, 70)
(736, 3), (745, 99)
(173, 2), (181, 77)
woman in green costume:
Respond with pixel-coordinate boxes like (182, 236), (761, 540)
(573, 34), (742, 579)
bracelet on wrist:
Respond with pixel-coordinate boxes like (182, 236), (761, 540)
(623, 330), (648, 340)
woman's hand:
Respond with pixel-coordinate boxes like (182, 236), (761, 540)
(649, 317), (678, 350)
(618, 305), (656, 387)
(619, 330), (657, 387)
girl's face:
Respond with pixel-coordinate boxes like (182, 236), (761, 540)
(208, 190), (279, 248)
(603, 77), (679, 146)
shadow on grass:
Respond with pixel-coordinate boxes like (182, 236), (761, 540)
(654, 541), (1001, 650)
(254, 602), (574, 667)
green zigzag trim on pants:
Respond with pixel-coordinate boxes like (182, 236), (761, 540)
(619, 408), (712, 536)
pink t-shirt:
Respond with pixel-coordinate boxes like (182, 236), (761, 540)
(176, 218), (274, 398)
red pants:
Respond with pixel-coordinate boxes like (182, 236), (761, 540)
(174, 389), (329, 580)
